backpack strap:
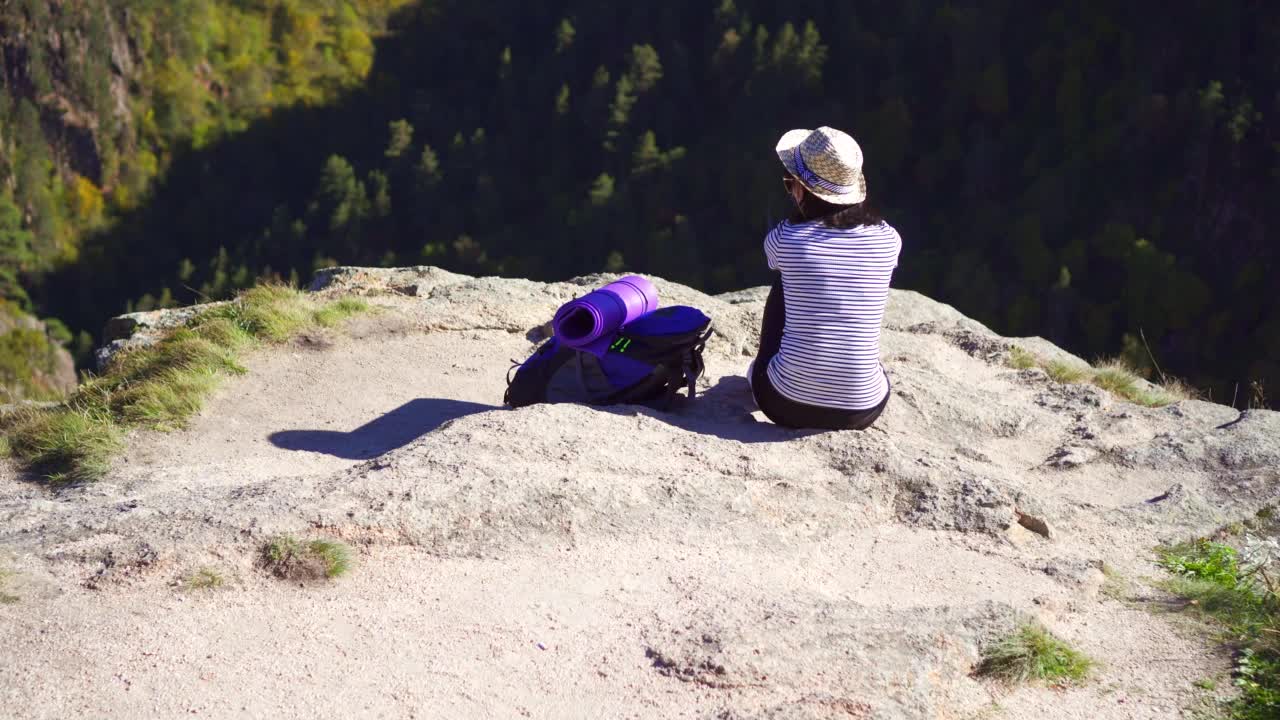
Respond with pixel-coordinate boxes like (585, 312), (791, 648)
(504, 340), (577, 407)
(686, 326), (712, 399)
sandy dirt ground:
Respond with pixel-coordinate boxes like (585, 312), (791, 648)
(2, 268), (1276, 719)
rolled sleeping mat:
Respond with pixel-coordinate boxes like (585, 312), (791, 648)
(552, 275), (659, 355)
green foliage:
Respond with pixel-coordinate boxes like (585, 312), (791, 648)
(0, 325), (68, 402)
(1159, 540), (1243, 587)
(627, 44), (664, 93)
(589, 173), (615, 206)
(262, 534), (353, 580)
(977, 622), (1094, 685)
(3, 285), (367, 481)
(0, 0), (404, 324)
(6, 406), (124, 484)
(1157, 536), (1280, 719)
(554, 83), (571, 116)
(2, 1), (1279, 410)
(1235, 649), (1280, 719)
(0, 195), (34, 280)
(554, 18), (575, 53)
(385, 120), (414, 159)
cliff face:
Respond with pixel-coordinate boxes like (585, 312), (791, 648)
(1, 268), (1277, 718)
(0, 1), (136, 185)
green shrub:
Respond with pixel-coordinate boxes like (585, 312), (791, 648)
(977, 622), (1093, 684)
(0, 326), (68, 403)
(1157, 535), (1280, 719)
(1236, 649), (1280, 719)
(1158, 540), (1243, 587)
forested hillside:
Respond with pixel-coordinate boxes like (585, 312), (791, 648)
(2, 1), (1278, 406)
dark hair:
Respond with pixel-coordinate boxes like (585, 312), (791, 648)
(788, 185), (884, 228)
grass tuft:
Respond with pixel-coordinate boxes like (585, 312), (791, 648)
(116, 366), (222, 429)
(211, 284), (313, 342)
(307, 539), (354, 578)
(184, 567), (226, 590)
(1006, 346), (1038, 370)
(312, 297), (370, 327)
(1044, 359), (1090, 384)
(1091, 360), (1141, 396)
(7, 407), (124, 483)
(3, 285), (367, 483)
(1093, 358), (1193, 408)
(976, 622), (1094, 685)
(1009, 349), (1191, 408)
(261, 535), (354, 580)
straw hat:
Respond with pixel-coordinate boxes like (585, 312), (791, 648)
(775, 126), (867, 205)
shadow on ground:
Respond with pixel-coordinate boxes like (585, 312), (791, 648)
(627, 375), (836, 444)
(269, 378), (851, 458)
(269, 398), (497, 459)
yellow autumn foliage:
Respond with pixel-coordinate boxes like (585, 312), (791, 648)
(68, 176), (104, 224)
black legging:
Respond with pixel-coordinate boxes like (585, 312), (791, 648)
(751, 274), (890, 430)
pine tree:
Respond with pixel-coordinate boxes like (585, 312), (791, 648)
(415, 145), (442, 187)
(627, 44), (663, 92)
(632, 132), (659, 175)
(605, 76), (636, 150)
(385, 119), (414, 158)
(589, 173), (615, 206)
(555, 18), (576, 54)
(555, 84), (571, 116)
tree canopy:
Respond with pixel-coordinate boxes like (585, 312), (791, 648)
(1, 0), (1277, 406)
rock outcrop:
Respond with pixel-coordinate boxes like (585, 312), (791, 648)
(1, 267), (1275, 719)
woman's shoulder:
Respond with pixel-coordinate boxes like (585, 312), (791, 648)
(779, 218), (897, 236)
(774, 218), (901, 243)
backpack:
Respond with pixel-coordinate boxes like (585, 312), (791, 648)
(504, 305), (713, 410)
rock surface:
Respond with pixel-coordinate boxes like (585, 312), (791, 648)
(1, 266), (1276, 719)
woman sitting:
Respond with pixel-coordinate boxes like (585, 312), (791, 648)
(750, 126), (902, 431)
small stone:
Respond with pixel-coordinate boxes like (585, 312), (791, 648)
(1016, 510), (1053, 539)
(1045, 445), (1098, 468)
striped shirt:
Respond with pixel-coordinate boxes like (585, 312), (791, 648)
(764, 219), (902, 411)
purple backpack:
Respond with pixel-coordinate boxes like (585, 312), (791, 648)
(504, 306), (712, 410)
